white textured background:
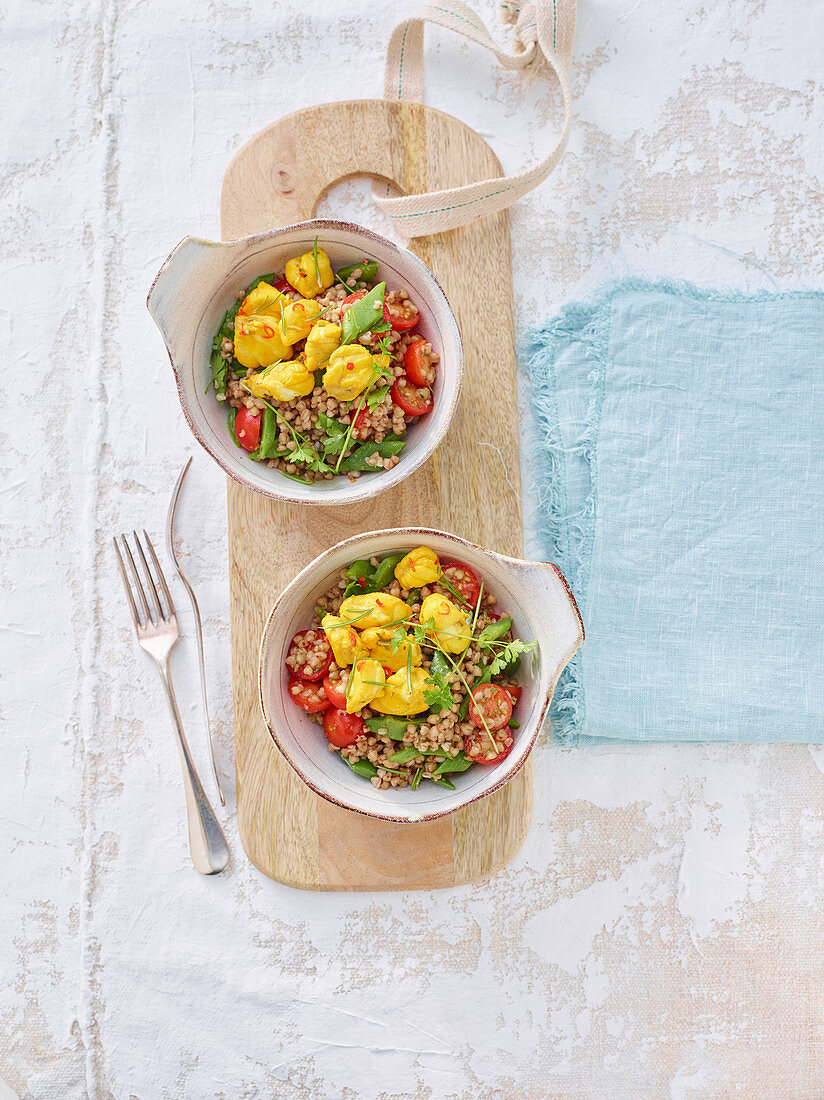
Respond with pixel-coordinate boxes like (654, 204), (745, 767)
(2, 0), (824, 1097)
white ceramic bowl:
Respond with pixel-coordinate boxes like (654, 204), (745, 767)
(258, 528), (584, 823)
(147, 220), (463, 506)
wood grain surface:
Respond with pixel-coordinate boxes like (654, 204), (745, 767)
(221, 100), (531, 890)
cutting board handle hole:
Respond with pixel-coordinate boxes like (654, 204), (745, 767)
(313, 175), (405, 244)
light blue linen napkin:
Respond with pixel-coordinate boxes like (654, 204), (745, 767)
(523, 280), (824, 743)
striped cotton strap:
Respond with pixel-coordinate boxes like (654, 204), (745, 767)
(373, 0), (576, 238)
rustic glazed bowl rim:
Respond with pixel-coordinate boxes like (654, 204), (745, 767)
(148, 219), (464, 507)
(258, 527), (584, 823)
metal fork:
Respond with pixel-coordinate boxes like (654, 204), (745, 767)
(114, 530), (230, 875)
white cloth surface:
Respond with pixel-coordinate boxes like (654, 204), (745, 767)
(2, 0), (824, 1097)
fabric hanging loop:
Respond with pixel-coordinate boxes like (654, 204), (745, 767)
(373, 0), (576, 238)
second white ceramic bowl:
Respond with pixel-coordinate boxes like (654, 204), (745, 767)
(147, 220), (463, 506)
(258, 528), (584, 823)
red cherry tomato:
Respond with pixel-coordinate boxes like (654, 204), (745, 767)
(287, 675), (330, 713)
(391, 378), (433, 417)
(468, 683), (513, 731)
(464, 727), (515, 767)
(322, 673), (348, 709)
(352, 407), (372, 440)
(437, 560), (480, 607)
(383, 298), (419, 332)
(285, 629), (332, 682)
(324, 707), (366, 748)
(274, 278), (290, 292)
(235, 407), (261, 452)
(504, 684), (522, 709)
(404, 338), (436, 387)
(341, 291), (366, 309)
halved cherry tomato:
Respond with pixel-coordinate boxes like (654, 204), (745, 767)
(464, 727), (515, 766)
(383, 298), (419, 332)
(468, 683), (513, 731)
(288, 675), (330, 713)
(324, 707), (366, 748)
(352, 407), (372, 440)
(322, 672), (348, 709)
(503, 684), (522, 709)
(391, 378), (433, 417)
(274, 278), (290, 292)
(436, 560), (480, 606)
(341, 291), (366, 310)
(404, 338), (436, 387)
(235, 407), (261, 452)
(285, 629), (332, 681)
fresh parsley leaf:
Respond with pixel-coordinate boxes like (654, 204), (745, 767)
(424, 651), (455, 712)
(488, 639), (537, 676)
(316, 411), (349, 455)
(208, 347), (229, 397)
(367, 384), (392, 410)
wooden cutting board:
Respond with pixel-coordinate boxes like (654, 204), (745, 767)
(222, 100), (532, 890)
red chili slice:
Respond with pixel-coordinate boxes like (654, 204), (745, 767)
(274, 278), (290, 292)
(383, 298), (419, 332)
(436, 560), (480, 606)
(322, 672), (348, 710)
(323, 707), (366, 748)
(285, 629), (332, 681)
(468, 683), (513, 731)
(404, 338), (436, 387)
(288, 675), (331, 713)
(391, 377), (433, 417)
(235, 407), (261, 452)
(464, 727), (515, 767)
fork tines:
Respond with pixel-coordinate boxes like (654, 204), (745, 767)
(114, 530), (176, 629)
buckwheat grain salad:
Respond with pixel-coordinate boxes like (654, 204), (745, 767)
(284, 546), (538, 792)
(208, 240), (439, 483)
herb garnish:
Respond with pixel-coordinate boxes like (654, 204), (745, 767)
(240, 386), (332, 474)
(312, 236), (321, 289)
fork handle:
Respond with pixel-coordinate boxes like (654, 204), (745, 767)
(156, 660), (230, 875)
